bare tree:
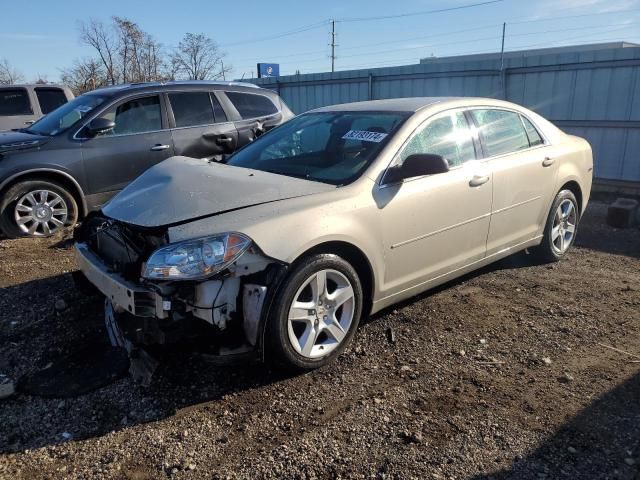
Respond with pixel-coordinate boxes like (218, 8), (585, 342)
(79, 19), (118, 85)
(79, 17), (166, 85)
(60, 58), (108, 94)
(0, 58), (25, 85)
(170, 33), (230, 80)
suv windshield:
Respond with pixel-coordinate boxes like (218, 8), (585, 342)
(227, 111), (408, 185)
(26, 93), (109, 136)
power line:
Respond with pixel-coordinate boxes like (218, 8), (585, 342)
(339, 0), (504, 22)
(220, 20), (330, 47)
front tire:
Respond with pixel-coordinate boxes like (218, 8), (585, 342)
(533, 189), (579, 262)
(267, 254), (363, 371)
(0, 179), (78, 238)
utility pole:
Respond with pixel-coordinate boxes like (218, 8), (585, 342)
(500, 22), (506, 99)
(330, 19), (337, 73)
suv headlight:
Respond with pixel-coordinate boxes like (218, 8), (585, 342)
(142, 233), (251, 280)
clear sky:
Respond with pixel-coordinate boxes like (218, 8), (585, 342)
(1, 0), (640, 82)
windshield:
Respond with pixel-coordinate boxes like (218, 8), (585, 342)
(26, 93), (110, 136)
(227, 111), (408, 185)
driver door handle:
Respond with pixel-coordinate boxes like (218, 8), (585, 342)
(542, 157), (555, 167)
(150, 144), (171, 151)
(469, 175), (490, 187)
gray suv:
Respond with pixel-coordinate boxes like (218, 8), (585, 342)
(0, 81), (293, 237)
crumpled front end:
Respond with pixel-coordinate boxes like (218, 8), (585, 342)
(74, 213), (287, 363)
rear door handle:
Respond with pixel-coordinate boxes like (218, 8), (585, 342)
(469, 175), (490, 187)
(150, 144), (171, 151)
(216, 136), (233, 145)
(542, 157), (555, 167)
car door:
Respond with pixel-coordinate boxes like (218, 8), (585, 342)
(222, 90), (282, 147)
(0, 87), (37, 130)
(79, 93), (175, 202)
(376, 109), (493, 295)
(469, 109), (558, 256)
(167, 91), (238, 160)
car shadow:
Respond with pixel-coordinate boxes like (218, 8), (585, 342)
(470, 371), (640, 480)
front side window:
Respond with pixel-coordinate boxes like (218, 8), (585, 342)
(27, 93), (108, 136)
(0, 88), (32, 116)
(227, 111), (408, 185)
(96, 95), (162, 136)
(226, 92), (278, 119)
(169, 92), (214, 128)
(35, 88), (68, 114)
(399, 111), (475, 168)
(470, 109), (530, 157)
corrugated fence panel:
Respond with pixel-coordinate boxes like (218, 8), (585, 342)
(250, 46), (640, 182)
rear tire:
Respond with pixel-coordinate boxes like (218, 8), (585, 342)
(266, 254), (363, 371)
(0, 179), (78, 238)
(533, 189), (579, 262)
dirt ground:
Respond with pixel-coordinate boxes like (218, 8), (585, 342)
(0, 201), (638, 480)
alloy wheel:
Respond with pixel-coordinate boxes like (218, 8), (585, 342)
(551, 198), (577, 254)
(14, 189), (68, 236)
(287, 269), (356, 359)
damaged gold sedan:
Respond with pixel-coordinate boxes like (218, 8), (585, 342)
(75, 97), (593, 371)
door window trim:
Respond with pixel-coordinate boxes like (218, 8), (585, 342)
(73, 92), (169, 140)
(464, 106), (550, 161)
(380, 107), (480, 187)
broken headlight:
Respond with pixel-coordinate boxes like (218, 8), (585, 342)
(142, 233), (252, 280)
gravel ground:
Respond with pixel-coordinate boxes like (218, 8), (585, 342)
(0, 201), (638, 480)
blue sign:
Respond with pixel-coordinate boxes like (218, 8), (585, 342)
(257, 63), (280, 78)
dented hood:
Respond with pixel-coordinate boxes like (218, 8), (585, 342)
(102, 156), (335, 227)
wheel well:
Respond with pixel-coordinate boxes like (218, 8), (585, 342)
(296, 241), (375, 317)
(560, 181), (583, 213)
(0, 172), (86, 218)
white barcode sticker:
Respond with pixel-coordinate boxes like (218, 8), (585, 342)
(342, 130), (388, 143)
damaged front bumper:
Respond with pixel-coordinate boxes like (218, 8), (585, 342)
(74, 219), (288, 364)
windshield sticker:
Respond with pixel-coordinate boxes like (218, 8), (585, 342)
(342, 130), (388, 143)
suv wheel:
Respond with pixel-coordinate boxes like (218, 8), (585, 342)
(267, 254), (363, 371)
(0, 179), (78, 238)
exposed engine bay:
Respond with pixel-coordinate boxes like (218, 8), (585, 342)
(74, 214), (287, 368)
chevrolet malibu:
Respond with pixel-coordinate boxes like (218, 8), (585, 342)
(75, 97), (593, 370)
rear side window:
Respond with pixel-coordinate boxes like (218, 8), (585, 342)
(210, 93), (227, 122)
(0, 88), (32, 115)
(35, 88), (68, 114)
(226, 92), (278, 119)
(471, 109), (530, 157)
(169, 92), (214, 128)
(521, 115), (544, 147)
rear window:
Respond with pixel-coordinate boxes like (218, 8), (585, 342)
(0, 88), (32, 116)
(35, 88), (68, 114)
(521, 115), (544, 147)
(169, 92), (215, 128)
(226, 91), (278, 119)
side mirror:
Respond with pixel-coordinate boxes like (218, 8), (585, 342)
(386, 153), (449, 183)
(87, 118), (115, 136)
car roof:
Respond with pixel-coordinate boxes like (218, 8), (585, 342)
(87, 80), (263, 97)
(309, 96), (534, 114)
(310, 97), (461, 113)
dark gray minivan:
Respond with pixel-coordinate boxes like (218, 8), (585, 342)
(0, 81), (293, 237)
